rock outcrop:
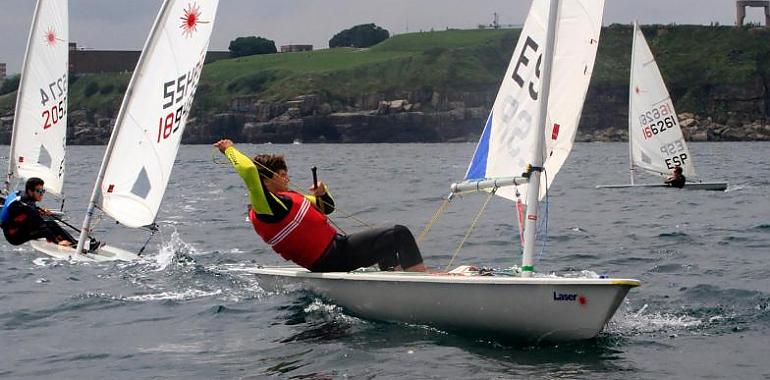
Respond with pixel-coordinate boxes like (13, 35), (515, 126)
(2, 88), (770, 144)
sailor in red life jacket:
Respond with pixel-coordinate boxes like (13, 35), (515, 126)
(214, 139), (427, 272)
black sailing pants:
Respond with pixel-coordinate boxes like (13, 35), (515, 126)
(310, 225), (424, 272)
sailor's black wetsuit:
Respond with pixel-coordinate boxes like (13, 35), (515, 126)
(1, 195), (76, 246)
(665, 174), (686, 189)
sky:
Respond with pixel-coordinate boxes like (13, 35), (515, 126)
(1, 0), (766, 74)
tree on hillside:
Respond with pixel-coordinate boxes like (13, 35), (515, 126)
(0, 75), (20, 96)
(329, 23), (390, 48)
(228, 36), (277, 58)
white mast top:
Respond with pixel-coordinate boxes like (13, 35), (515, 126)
(628, 21), (639, 185)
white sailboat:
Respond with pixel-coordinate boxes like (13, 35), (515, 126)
(31, 0), (220, 261)
(4, 0), (68, 198)
(597, 22), (728, 191)
(233, 0), (639, 342)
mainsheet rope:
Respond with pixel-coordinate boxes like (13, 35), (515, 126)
(211, 148), (372, 233)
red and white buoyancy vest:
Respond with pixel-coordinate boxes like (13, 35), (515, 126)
(248, 191), (337, 268)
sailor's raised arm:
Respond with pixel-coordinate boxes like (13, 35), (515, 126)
(214, 139), (273, 215)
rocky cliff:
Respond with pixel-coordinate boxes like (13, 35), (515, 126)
(2, 25), (770, 144)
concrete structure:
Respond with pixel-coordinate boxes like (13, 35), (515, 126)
(737, 1), (770, 26)
(68, 43), (230, 74)
(0, 63), (6, 84)
(280, 44), (313, 53)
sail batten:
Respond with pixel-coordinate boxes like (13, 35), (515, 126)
(8, 0), (68, 196)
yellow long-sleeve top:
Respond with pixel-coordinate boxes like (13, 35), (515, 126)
(224, 146), (335, 223)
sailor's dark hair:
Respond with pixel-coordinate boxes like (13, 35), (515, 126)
(674, 166), (683, 174)
(252, 154), (288, 179)
(25, 177), (45, 192)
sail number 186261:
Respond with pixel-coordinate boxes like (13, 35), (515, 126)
(639, 103), (677, 140)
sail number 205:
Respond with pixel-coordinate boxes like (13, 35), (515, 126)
(40, 73), (68, 130)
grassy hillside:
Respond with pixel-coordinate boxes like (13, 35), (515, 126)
(196, 28), (516, 111)
(2, 25), (769, 117)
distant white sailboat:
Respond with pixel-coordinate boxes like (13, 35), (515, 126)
(4, 0), (68, 198)
(597, 22), (728, 191)
(31, 0), (220, 261)
(234, 0), (639, 342)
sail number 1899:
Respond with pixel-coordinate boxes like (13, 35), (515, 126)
(156, 58), (203, 143)
(157, 106), (183, 142)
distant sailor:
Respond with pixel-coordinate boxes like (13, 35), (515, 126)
(664, 166), (686, 188)
(214, 139), (427, 273)
(1, 177), (77, 247)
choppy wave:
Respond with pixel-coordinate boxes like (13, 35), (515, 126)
(124, 289), (223, 302)
(153, 228), (201, 270)
(609, 304), (704, 336)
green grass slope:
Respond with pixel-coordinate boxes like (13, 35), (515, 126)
(2, 25), (768, 118)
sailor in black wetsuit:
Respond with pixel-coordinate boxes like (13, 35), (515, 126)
(664, 166), (686, 189)
(1, 177), (77, 246)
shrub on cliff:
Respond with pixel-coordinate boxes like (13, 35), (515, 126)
(329, 23), (389, 48)
(229, 36), (277, 58)
(0, 75), (20, 96)
(84, 82), (99, 97)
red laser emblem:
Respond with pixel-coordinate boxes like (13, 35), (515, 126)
(44, 28), (57, 46)
(180, 3), (207, 38)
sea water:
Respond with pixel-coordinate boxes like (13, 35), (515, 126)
(0, 142), (768, 379)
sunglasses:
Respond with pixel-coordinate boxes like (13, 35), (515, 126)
(34, 188), (46, 195)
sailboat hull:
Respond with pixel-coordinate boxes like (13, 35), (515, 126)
(30, 240), (140, 262)
(596, 182), (728, 191)
(229, 266), (639, 341)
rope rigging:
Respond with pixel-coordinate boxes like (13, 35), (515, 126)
(444, 188), (496, 272)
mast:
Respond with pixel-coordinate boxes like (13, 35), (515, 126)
(628, 21), (638, 185)
(6, 0), (43, 194)
(74, 0), (173, 254)
(521, 0), (559, 278)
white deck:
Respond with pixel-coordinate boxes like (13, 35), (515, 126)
(30, 240), (140, 262)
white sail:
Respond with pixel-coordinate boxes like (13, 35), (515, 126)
(629, 22), (696, 178)
(8, 0), (68, 196)
(95, 0), (218, 228)
(465, 0), (605, 201)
